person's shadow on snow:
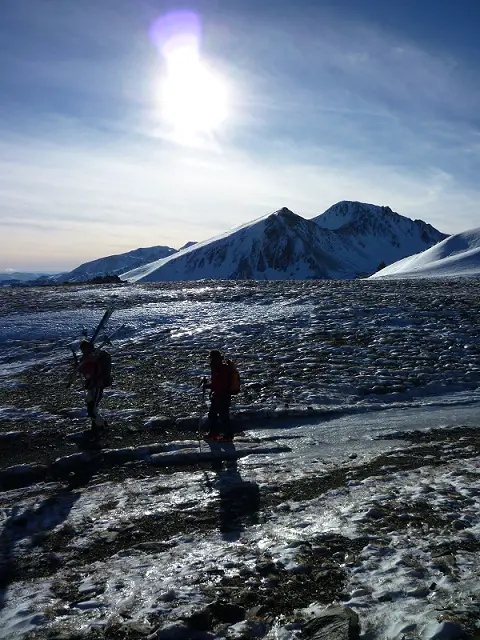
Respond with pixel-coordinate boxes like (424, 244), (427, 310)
(0, 459), (99, 613)
(210, 456), (260, 540)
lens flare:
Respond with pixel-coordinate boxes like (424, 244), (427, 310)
(149, 10), (202, 60)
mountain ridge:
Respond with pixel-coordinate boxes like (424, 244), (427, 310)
(122, 202), (447, 282)
(10, 201), (455, 284)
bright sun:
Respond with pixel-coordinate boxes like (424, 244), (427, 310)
(160, 48), (229, 143)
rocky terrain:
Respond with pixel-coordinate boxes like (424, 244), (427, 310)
(0, 280), (479, 639)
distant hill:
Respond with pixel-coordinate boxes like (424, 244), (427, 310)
(369, 227), (480, 279)
(34, 246), (178, 284)
(121, 202), (447, 282)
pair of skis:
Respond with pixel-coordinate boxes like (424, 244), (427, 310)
(89, 305), (115, 345)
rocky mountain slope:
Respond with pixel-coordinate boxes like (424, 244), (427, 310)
(312, 201), (448, 273)
(122, 203), (447, 282)
(122, 208), (362, 282)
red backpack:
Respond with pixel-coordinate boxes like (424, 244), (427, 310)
(226, 359), (241, 395)
(97, 349), (113, 388)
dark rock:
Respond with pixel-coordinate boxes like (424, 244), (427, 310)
(246, 604), (269, 619)
(207, 600), (246, 624)
(184, 610), (212, 631)
(46, 634), (87, 639)
(133, 541), (172, 552)
(303, 606), (360, 640)
(206, 568), (225, 576)
(0, 463), (48, 490)
(84, 274), (123, 285)
(255, 561), (277, 576)
(236, 589), (259, 607)
(0, 431), (27, 441)
(175, 416), (202, 430)
(376, 592), (393, 602)
(144, 416), (174, 429)
(314, 570), (334, 583)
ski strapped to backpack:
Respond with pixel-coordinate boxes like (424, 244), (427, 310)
(90, 305), (115, 344)
(226, 359), (241, 395)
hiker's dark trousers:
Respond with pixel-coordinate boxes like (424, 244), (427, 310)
(208, 394), (232, 437)
(85, 387), (106, 432)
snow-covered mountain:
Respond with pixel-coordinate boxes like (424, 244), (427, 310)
(122, 203), (447, 282)
(122, 208), (364, 282)
(35, 246), (178, 284)
(10, 201), (449, 285)
(312, 201), (447, 272)
(369, 227), (480, 279)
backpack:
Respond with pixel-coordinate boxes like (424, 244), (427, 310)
(226, 359), (241, 395)
(97, 349), (113, 388)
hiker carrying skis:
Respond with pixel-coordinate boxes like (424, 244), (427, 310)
(78, 339), (109, 440)
(203, 350), (237, 443)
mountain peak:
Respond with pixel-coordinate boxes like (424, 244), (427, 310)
(310, 200), (447, 272)
(122, 206), (351, 282)
(314, 201), (394, 229)
(270, 207), (297, 221)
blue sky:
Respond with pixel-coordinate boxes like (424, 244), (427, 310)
(1, 0), (479, 271)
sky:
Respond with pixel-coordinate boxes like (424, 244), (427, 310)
(1, 0), (479, 272)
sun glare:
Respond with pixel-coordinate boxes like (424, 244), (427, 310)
(150, 11), (230, 145)
(161, 51), (229, 141)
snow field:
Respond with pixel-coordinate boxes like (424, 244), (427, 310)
(1, 282), (479, 422)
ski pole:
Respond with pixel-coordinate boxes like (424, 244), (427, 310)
(66, 347), (80, 389)
(197, 377), (208, 452)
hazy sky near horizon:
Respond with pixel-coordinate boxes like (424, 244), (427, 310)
(1, 0), (479, 271)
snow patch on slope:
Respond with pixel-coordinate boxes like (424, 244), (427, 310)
(369, 227), (480, 279)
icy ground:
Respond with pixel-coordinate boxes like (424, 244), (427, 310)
(0, 280), (479, 639)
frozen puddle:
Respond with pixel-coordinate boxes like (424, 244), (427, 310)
(245, 396), (480, 472)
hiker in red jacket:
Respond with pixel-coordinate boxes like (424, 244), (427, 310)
(78, 339), (108, 440)
(203, 350), (234, 443)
